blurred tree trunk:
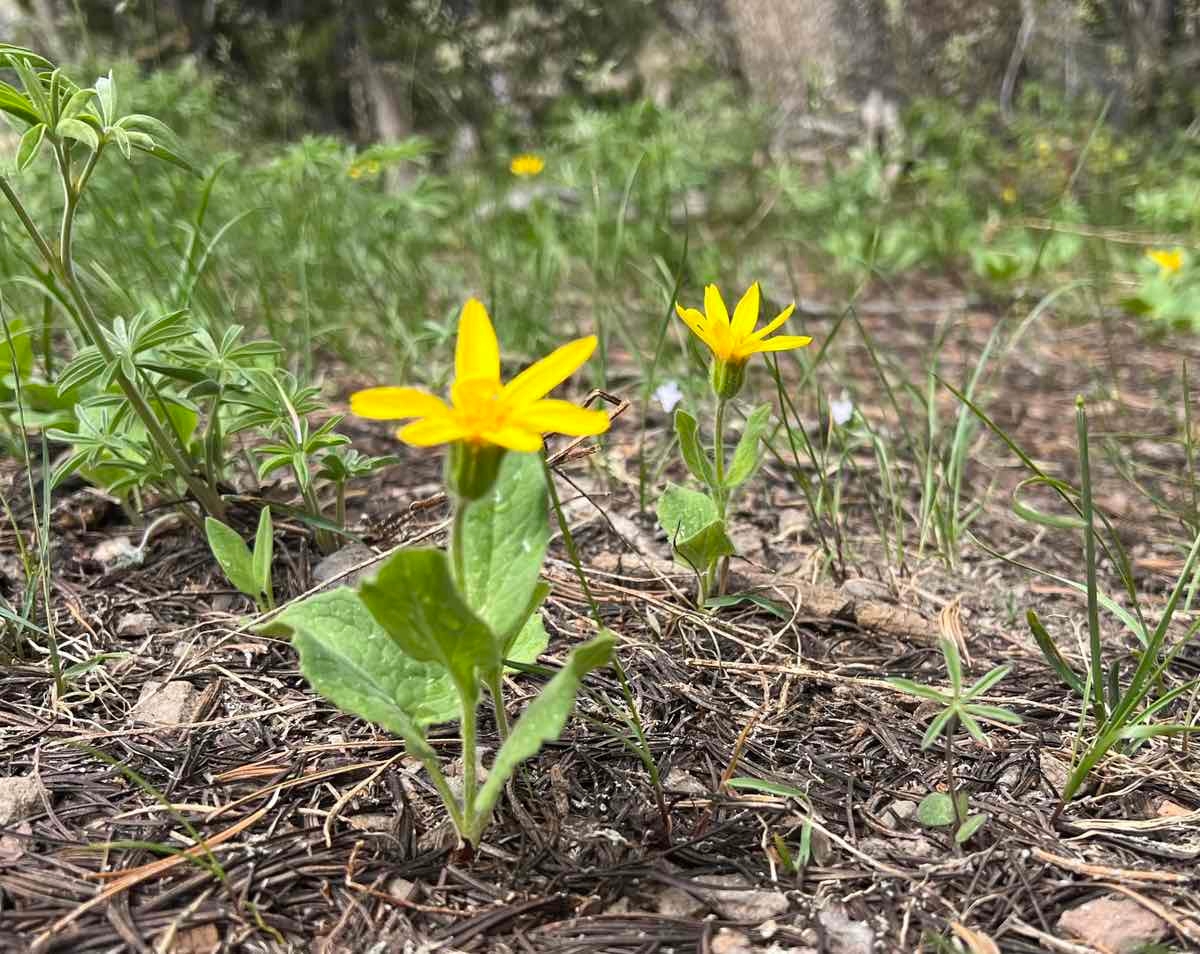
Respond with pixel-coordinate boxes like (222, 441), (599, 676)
(351, 7), (415, 189)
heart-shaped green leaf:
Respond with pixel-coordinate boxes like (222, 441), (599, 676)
(261, 588), (459, 759)
(460, 451), (548, 642)
(359, 548), (501, 692)
(657, 483), (735, 571)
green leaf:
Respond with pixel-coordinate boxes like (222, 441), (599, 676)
(60, 87), (95, 121)
(0, 81), (40, 126)
(461, 452), (548, 641)
(16, 122), (45, 171)
(474, 630), (614, 821)
(0, 317), (33, 379)
(507, 611), (549, 667)
(95, 71), (116, 124)
(656, 483), (735, 571)
(704, 592), (792, 619)
(55, 116), (99, 152)
(955, 813), (987, 843)
(252, 506), (273, 598)
(359, 548), (501, 691)
(1026, 609), (1085, 695)
(674, 409), (714, 487)
(261, 589), (457, 760)
(917, 791), (967, 828)
(205, 518), (258, 597)
(727, 777), (810, 802)
(725, 404), (772, 488)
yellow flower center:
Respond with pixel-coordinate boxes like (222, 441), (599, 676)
(450, 377), (509, 440)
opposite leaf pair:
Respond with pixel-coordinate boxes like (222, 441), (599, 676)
(262, 452), (613, 846)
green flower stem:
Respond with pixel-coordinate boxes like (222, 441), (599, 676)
(705, 396), (729, 598)
(420, 754), (466, 836)
(450, 498), (469, 589)
(712, 397), (728, 514)
(485, 670), (510, 741)
(458, 685), (479, 837)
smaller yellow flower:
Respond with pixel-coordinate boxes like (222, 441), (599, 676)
(677, 283), (811, 399)
(1148, 248), (1184, 275)
(676, 283), (811, 365)
(351, 298), (608, 454)
(366, 159), (380, 175)
(1036, 137), (1052, 159)
(1001, 186), (1017, 205)
(348, 164), (363, 180)
(510, 154), (545, 177)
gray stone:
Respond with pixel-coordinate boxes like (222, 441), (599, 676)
(130, 680), (201, 726)
(817, 906), (875, 954)
(312, 543), (383, 589)
(116, 612), (156, 638)
(0, 775), (44, 825)
(1057, 894), (1169, 954)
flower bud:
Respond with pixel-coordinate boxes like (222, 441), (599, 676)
(709, 358), (747, 400)
(446, 441), (505, 501)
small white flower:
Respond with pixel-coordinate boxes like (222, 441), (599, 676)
(830, 391), (854, 427)
(654, 380), (683, 413)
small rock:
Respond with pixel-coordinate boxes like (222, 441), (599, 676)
(1155, 799), (1191, 818)
(883, 799), (919, 827)
(312, 543), (382, 589)
(1057, 893), (1169, 954)
(130, 681), (201, 726)
(0, 775), (45, 826)
(116, 611), (156, 638)
(346, 813), (394, 832)
(92, 535), (140, 568)
(664, 768), (708, 796)
(839, 577), (892, 602)
(173, 923), (220, 954)
(387, 877), (415, 901)
(696, 874), (790, 922)
(654, 885), (704, 919)
(1039, 752), (1070, 791)
(817, 906), (875, 954)
(711, 928), (754, 954)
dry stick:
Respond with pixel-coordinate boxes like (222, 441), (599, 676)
(1030, 847), (1196, 885)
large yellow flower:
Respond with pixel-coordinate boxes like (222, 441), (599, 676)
(676, 283), (811, 365)
(351, 299), (608, 453)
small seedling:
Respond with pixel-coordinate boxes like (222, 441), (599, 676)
(889, 637), (1022, 845)
(205, 507), (275, 612)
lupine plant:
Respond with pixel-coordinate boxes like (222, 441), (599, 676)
(263, 299), (614, 846)
(658, 282), (811, 605)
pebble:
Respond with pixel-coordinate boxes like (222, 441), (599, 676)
(1057, 893), (1169, 953)
(130, 680), (202, 726)
(0, 775), (45, 826)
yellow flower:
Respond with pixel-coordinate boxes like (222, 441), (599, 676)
(351, 299), (608, 453)
(510, 154), (545, 177)
(675, 283), (811, 365)
(348, 164), (363, 180)
(1001, 186), (1017, 204)
(1148, 248), (1184, 275)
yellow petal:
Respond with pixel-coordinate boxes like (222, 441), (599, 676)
(743, 334), (813, 355)
(704, 284), (730, 333)
(351, 386), (449, 420)
(731, 282), (761, 338)
(676, 304), (718, 353)
(749, 302), (796, 341)
(397, 417), (469, 446)
(501, 335), (597, 405)
(478, 425), (544, 452)
(455, 298), (501, 385)
(510, 399), (610, 436)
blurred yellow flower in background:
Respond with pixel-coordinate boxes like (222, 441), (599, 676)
(510, 154), (545, 177)
(1147, 248), (1184, 275)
